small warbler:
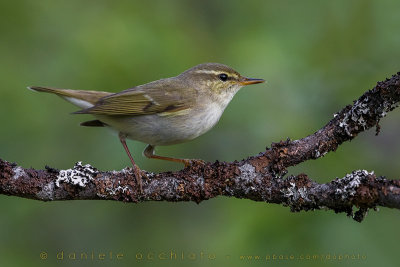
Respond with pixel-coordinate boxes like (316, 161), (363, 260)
(29, 63), (265, 190)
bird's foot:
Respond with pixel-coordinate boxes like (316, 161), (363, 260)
(132, 165), (146, 193)
(182, 159), (206, 168)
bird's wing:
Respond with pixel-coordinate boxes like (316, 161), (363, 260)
(74, 78), (196, 116)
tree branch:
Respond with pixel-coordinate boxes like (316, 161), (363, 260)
(1, 72), (400, 222)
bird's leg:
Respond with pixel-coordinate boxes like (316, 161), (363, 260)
(143, 144), (205, 167)
(119, 133), (143, 192)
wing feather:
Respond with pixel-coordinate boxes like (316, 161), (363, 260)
(74, 78), (195, 116)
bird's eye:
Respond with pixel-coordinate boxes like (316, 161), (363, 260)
(219, 73), (228, 81)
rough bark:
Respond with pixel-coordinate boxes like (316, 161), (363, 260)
(1, 72), (400, 222)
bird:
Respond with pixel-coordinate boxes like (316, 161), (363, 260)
(28, 63), (265, 190)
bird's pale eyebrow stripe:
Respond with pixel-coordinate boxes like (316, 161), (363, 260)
(194, 70), (221, 75)
(194, 70), (239, 79)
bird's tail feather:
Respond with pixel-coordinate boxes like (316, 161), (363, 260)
(28, 86), (112, 109)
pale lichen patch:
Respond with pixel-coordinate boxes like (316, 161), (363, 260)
(239, 164), (257, 181)
(236, 164), (259, 193)
(36, 182), (55, 200)
(224, 163), (259, 196)
(56, 162), (97, 187)
(106, 184), (130, 196)
(12, 166), (26, 179)
(338, 99), (371, 136)
(338, 93), (400, 137)
(281, 182), (309, 203)
(334, 170), (373, 200)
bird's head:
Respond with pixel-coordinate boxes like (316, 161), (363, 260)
(179, 63), (265, 105)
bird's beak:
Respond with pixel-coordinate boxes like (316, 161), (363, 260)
(240, 77), (265, 86)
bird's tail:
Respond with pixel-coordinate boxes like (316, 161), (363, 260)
(28, 86), (112, 109)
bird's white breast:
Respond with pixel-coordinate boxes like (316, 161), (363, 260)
(181, 102), (224, 138)
(96, 102), (225, 146)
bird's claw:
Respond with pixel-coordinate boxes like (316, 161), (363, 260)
(131, 166), (145, 193)
(183, 159), (206, 168)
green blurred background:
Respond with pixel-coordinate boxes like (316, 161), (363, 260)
(1, 0), (399, 266)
